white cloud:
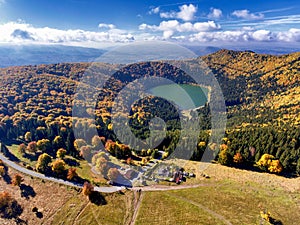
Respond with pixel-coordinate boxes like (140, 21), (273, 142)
(187, 29), (300, 43)
(189, 30), (250, 42)
(193, 21), (220, 31)
(139, 20), (221, 39)
(149, 7), (160, 15)
(98, 23), (116, 29)
(1, 19), (300, 48)
(0, 0), (5, 5)
(160, 4), (197, 21)
(138, 23), (151, 30)
(162, 30), (174, 39)
(232, 9), (264, 20)
(252, 30), (274, 41)
(277, 28), (300, 42)
(177, 4), (197, 21)
(208, 8), (222, 19)
(0, 21), (134, 47)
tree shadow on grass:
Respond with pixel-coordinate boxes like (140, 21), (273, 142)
(88, 191), (107, 206)
(1, 163), (11, 184)
(35, 211), (43, 219)
(0, 199), (23, 221)
(20, 184), (36, 199)
(4, 149), (20, 163)
(14, 217), (28, 225)
(64, 158), (80, 167)
(269, 217), (283, 225)
(23, 153), (39, 162)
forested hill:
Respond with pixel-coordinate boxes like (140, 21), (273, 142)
(202, 49), (300, 83)
(0, 49), (299, 128)
(0, 50), (299, 175)
(202, 50), (299, 103)
(201, 50), (300, 128)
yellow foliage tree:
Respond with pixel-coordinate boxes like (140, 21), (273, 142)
(198, 141), (206, 147)
(51, 159), (66, 175)
(257, 154), (275, 167)
(257, 154), (283, 173)
(268, 160), (283, 173)
(56, 148), (67, 159)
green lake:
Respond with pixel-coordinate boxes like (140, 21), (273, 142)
(149, 84), (209, 110)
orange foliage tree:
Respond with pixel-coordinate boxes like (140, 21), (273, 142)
(233, 152), (243, 164)
(82, 182), (94, 197)
(12, 174), (24, 186)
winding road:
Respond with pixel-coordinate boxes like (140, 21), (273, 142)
(0, 142), (207, 194)
(0, 142), (122, 193)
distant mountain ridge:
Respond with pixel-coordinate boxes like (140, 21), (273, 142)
(0, 44), (106, 68)
(1, 44), (300, 68)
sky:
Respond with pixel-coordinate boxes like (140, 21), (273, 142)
(0, 0), (299, 48)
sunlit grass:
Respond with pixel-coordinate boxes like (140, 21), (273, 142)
(51, 191), (134, 225)
(6, 143), (37, 167)
(136, 179), (299, 225)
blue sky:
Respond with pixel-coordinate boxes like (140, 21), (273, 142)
(0, 0), (299, 48)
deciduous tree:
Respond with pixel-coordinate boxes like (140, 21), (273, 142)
(218, 144), (232, 165)
(82, 182), (94, 197)
(27, 141), (37, 153)
(257, 154), (283, 173)
(233, 152), (243, 164)
(92, 135), (102, 149)
(268, 160), (283, 173)
(11, 174), (23, 187)
(79, 145), (92, 161)
(92, 151), (108, 165)
(74, 139), (87, 151)
(67, 168), (78, 180)
(95, 157), (109, 177)
(0, 191), (23, 219)
(53, 135), (64, 150)
(56, 148), (67, 159)
(37, 139), (51, 152)
(24, 131), (32, 142)
(107, 168), (119, 183)
(51, 159), (66, 175)
(18, 144), (26, 156)
(0, 166), (5, 177)
(36, 153), (52, 173)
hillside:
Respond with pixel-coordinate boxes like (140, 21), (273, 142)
(0, 50), (299, 176)
(202, 50), (300, 127)
(0, 159), (299, 224)
(0, 165), (135, 225)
